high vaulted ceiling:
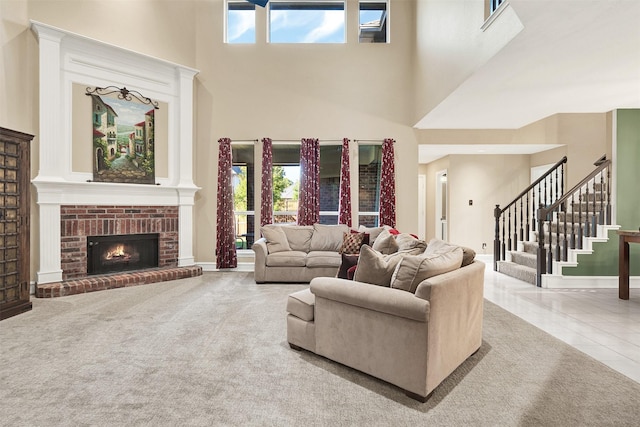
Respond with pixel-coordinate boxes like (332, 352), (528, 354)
(415, 0), (640, 130)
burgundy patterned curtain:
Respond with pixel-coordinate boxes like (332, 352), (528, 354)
(297, 138), (320, 225)
(379, 138), (396, 228)
(338, 138), (352, 227)
(216, 137), (237, 269)
(260, 138), (273, 226)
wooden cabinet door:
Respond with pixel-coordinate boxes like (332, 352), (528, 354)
(0, 128), (32, 321)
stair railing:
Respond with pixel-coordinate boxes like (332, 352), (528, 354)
(536, 157), (612, 286)
(493, 156), (567, 271)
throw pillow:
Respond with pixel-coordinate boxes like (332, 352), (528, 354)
(424, 238), (460, 255)
(357, 225), (385, 244)
(339, 231), (366, 254)
(310, 223), (349, 252)
(461, 246), (476, 267)
(353, 244), (403, 287)
(371, 230), (399, 255)
(395, 233), (427, 252)
(337, 253), (360, 279)
(390, 249), (463, 293)
(260, 225), (291, 253)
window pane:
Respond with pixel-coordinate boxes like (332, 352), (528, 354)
(227, 1), (256, 44)
(232, 144), (255, 248)
(319, 145), (342, 224)
(358, 144), (382, 226)
(359, 1), (387, 43)
(270, 1), (345, 43)
(272, 144), (300, 223)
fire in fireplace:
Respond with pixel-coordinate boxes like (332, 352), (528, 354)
(87, 233), (159, 275)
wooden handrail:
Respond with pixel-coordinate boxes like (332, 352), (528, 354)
(539, 159), (610, 217)
(498, 156), (567, 214)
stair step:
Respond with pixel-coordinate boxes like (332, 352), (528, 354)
(497, 261), (536, 285)
(509, 251), (537, 269)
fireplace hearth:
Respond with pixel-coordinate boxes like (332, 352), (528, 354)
(87, 233), (159, 275)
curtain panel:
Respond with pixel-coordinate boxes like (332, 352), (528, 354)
(216, 137), (238, 269)
(260, 138), (274, 226)
(379, 138), (396, 228)
(338, 138), (352, 227)
(297, 138), (320, 226)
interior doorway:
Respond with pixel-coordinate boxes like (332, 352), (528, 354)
(435, 169), (448, 241)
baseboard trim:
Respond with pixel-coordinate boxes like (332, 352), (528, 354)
(197, 262), (254, 272)
(542, 274), (640, 289)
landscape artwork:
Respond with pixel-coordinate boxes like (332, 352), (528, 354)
(89, 88), (156, 184)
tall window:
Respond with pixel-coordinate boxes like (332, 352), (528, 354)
(271, 142), (342, 224)
(358, 144), (382, 226)
(269, 1), (346, 43)
(232, 144), (255, 249)
(226, 0), (256, 44)
(359, 1), (388, 43)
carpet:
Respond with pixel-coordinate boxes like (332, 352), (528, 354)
(1, 272), (639, 426)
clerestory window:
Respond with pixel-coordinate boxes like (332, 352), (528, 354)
(359, 1), (388, 43)
(268, 0), (346, 43)
(226, 0), (256, 44)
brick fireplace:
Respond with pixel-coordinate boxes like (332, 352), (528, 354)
(60, 205), (179, 280)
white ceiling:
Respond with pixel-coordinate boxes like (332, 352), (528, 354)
(415, 0), (640, 162)
(418, 143), (564, 164)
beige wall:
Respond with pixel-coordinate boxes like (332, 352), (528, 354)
(193, 0), (420, 262)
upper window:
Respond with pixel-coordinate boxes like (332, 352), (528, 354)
(269, 1), (345, 44)
(227, 0), (256, 44)
(490, 0), (505, 14)
(359, 1), (388, 43)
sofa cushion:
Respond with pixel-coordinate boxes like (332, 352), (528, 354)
(339, 231), (366, 254)
(287, 289), (315, 321)
(390, 249), (464, 293)
(353, 244), (403, 287)
(281, 225), (314, 252)
(260, 225), (291, 253)
(310, 224), (349, 252)
(372, 230), (399, 254)
(266, 251), (307, 267)
(306, 251), (342, 268)
(337, 253), (359, 279)
(395, 233), (427, 252)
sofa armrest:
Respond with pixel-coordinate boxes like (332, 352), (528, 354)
(310, 277), (429, 322)
(253, 238), (268, 283)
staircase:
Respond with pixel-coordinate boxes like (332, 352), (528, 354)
(494, 156), (614, 286)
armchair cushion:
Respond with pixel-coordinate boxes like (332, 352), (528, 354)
(353, 244), (403, 287)
(372, 230), (399, 254)
(390, 249), (463, 293)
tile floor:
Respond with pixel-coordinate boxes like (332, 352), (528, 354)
(481, 259), (640, 384)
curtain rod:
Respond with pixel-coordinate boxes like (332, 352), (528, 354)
(354, 139), (386, 143)
(225, 139), (259, 143)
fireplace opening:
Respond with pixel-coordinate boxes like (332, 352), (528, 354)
(87, 233), (159, 275)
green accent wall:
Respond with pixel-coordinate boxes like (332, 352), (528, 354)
(565, 109), (640, 276)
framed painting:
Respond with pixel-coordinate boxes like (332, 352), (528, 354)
(86, 86), (158, 184)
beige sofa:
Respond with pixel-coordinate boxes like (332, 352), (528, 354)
(286, 252), (485, 402)
(253, 223), (350, 283)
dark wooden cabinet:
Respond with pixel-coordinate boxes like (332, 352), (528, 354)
(0, 127), (33, 321)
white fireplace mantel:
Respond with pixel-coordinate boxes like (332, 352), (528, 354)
(31, 21), (200, 284)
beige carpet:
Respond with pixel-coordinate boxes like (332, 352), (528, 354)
(1, 272), (640, 426)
